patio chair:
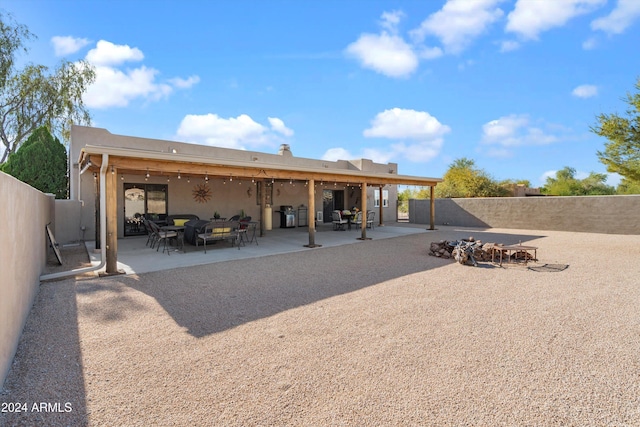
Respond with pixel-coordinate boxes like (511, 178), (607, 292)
(332, 210), (348, 231)
(353, 211), (363, 230)
(366, 211), (375, 229)
(148, 220), (178, 254)
(141, 217), (155, 247)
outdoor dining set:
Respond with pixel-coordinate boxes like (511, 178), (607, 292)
(140, 214), (258, 255)
(332, 209), (375, 231)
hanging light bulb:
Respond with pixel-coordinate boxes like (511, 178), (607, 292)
(146, 168), (150, 179)
(205, 173), (209, 182)
(178, 170), (181, 179)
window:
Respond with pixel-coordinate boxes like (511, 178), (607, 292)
(374, 189), (388, 208)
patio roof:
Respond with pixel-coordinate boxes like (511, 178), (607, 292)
(78, 144), (442, 187)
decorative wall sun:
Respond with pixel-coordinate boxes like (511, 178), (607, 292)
(192, 183), (212, 203)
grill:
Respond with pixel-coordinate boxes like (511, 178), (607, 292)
(278, 205), (296, 228)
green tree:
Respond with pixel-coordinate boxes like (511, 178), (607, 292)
(616, 178), (640, 194)
(1, 126), (68, 198)
(0, 12), (95, 163)
(435, 157), (510, 198)
(591, 77), (640, 184)
(541, 167), (615, 196)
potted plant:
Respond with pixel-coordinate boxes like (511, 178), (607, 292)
(213, 211), (221, 220)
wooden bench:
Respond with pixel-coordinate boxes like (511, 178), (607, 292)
(196, 221), (243, 253)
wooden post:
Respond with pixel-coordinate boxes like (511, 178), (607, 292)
(105, 165), (119, 274)
(430, 185), (435, 230)
(304, 179), (320, 247)
(379, 184), (384, 226)
(260, 180), (267, 237)
(358, 182), (371, 240)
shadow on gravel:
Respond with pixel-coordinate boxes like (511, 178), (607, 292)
(1, 279), (88, 427)
(100, 230), (545, 338)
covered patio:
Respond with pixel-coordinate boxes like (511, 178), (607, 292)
(85, 222), (431, 275)
(72, 126), (441, 276)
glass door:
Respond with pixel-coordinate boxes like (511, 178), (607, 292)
(322, 189), (344, 223)
(124, 184), (168, 236)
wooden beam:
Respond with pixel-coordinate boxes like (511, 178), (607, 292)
(86, 155), (440, 187)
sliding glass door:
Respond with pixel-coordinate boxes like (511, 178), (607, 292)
(124, 183), (168, 236)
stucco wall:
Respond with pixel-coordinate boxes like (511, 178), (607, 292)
(410, 195), (640, 234)
(0, 172), (53, 387)
(70, 126), (398, 238)
(55, 199), (83, 244)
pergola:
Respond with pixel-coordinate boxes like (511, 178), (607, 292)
(79, 144), (441, 275)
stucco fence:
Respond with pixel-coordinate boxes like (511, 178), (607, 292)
(0, 172), (54, 388)
(409, 195), (640, 235)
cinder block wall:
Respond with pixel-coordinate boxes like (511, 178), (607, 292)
(0, 172), (53, 388)
(410, 195), (640, 235)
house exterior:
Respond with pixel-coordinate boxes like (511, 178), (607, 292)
(70, 125), (441, 273)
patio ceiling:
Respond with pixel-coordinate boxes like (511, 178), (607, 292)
(79, 145), (442, 188)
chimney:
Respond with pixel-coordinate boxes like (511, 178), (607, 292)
(278, 144), (292, 157)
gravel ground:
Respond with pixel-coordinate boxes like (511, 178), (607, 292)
(2, 227), (640, 426)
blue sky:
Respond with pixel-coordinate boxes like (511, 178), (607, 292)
(3, 0), (639, 187)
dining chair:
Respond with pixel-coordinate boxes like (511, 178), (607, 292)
(148, 220), (178, 254)
(353, 211), (363, 230)
(366, 211), (375, 229)
(332, 210), (348, 231)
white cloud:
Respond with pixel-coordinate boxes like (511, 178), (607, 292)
(322, 108), (449, 164)
(169, 75), (200, 89)
(591, 0), (640, 34)
(268, 117), (294, 136)
(418, 46), (444, 60)
(345, 32), (418, 78)
(86, 40), (144, 66)
(364, 108), (451, 140)
(322, 148), (353, 162)
(83, 65), (172, 108)
(82, 40), (199, 109)
(51, 36), (91, 56)
(411, 0), (504, 54)
(572, 84), (598, 98)
(506, 0), (606, 40)
(364, 108), (450, 163)
(380, 10), (405, 33)
(482, 114), (559, 151)
(175, 114), (291, 150)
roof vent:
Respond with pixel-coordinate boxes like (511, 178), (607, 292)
(278, 144), (292, 157)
